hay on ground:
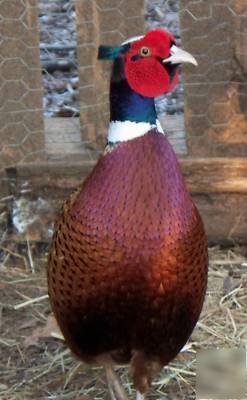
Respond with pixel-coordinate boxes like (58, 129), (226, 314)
(0, 238), (246, 399)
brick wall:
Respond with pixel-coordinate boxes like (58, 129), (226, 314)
(0, 0), (45, 185)
(180, 1), (247, 157)
(76, 0), (144, 149)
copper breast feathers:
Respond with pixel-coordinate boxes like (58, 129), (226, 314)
(48, 131), (208, 362)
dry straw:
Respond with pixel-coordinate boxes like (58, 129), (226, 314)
(0, 238), (246, 399)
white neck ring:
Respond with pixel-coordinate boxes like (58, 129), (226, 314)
(108, 119), (165, 143)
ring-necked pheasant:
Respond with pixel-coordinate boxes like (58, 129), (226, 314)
(48, 29), (208, 400)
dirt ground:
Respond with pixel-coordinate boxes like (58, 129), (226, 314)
(0, 244), (246, 400)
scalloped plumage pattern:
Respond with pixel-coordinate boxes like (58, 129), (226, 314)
(48, 131), (208, 389)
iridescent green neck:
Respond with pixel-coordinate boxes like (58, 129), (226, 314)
(110, 58), (157, 124)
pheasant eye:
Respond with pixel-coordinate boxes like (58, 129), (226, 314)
(140, 46), (151, 57)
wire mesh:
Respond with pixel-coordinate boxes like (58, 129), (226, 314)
(145, 0), (184, 116)
(0, 0), (45, 175)
(180, 0), (247, 157)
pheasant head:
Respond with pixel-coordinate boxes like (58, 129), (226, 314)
(98, 29), (197, 98)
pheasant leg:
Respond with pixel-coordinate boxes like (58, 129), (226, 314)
(105, 363), (129, 400)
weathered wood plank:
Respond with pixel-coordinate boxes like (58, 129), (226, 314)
(5, 157), (247, 244)
(193, 193), (247, 244)
(44, 116), (187, 155)
(182, 158), (247, 193)
(160, 114), (185, 132)
(45, 118), (81, 143)
(9, 158), (247, 194)
(45, 118), (82, 154)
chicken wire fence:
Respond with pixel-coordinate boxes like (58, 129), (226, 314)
(32, 0), (247, 159)
(38, 0), (183, 119)
(0, 0), (187, 196)
(39, 0), (187, 156)
(38, 0), (185, 153)
(1, 0), (246, 176)
(0, 0), (45, 176)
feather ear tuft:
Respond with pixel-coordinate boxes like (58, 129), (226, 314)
(98, 44), (130, 60)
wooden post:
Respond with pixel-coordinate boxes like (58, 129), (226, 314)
(0, 0), (45, 193)
(180, 0), (247, 157)
(75, 0), (144, 149)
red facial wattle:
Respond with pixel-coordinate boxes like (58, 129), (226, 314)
(124, 29), (179, 98)
(125, 57), (179, 98)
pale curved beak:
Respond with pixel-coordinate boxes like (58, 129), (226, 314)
(162, 45), (198, 66)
